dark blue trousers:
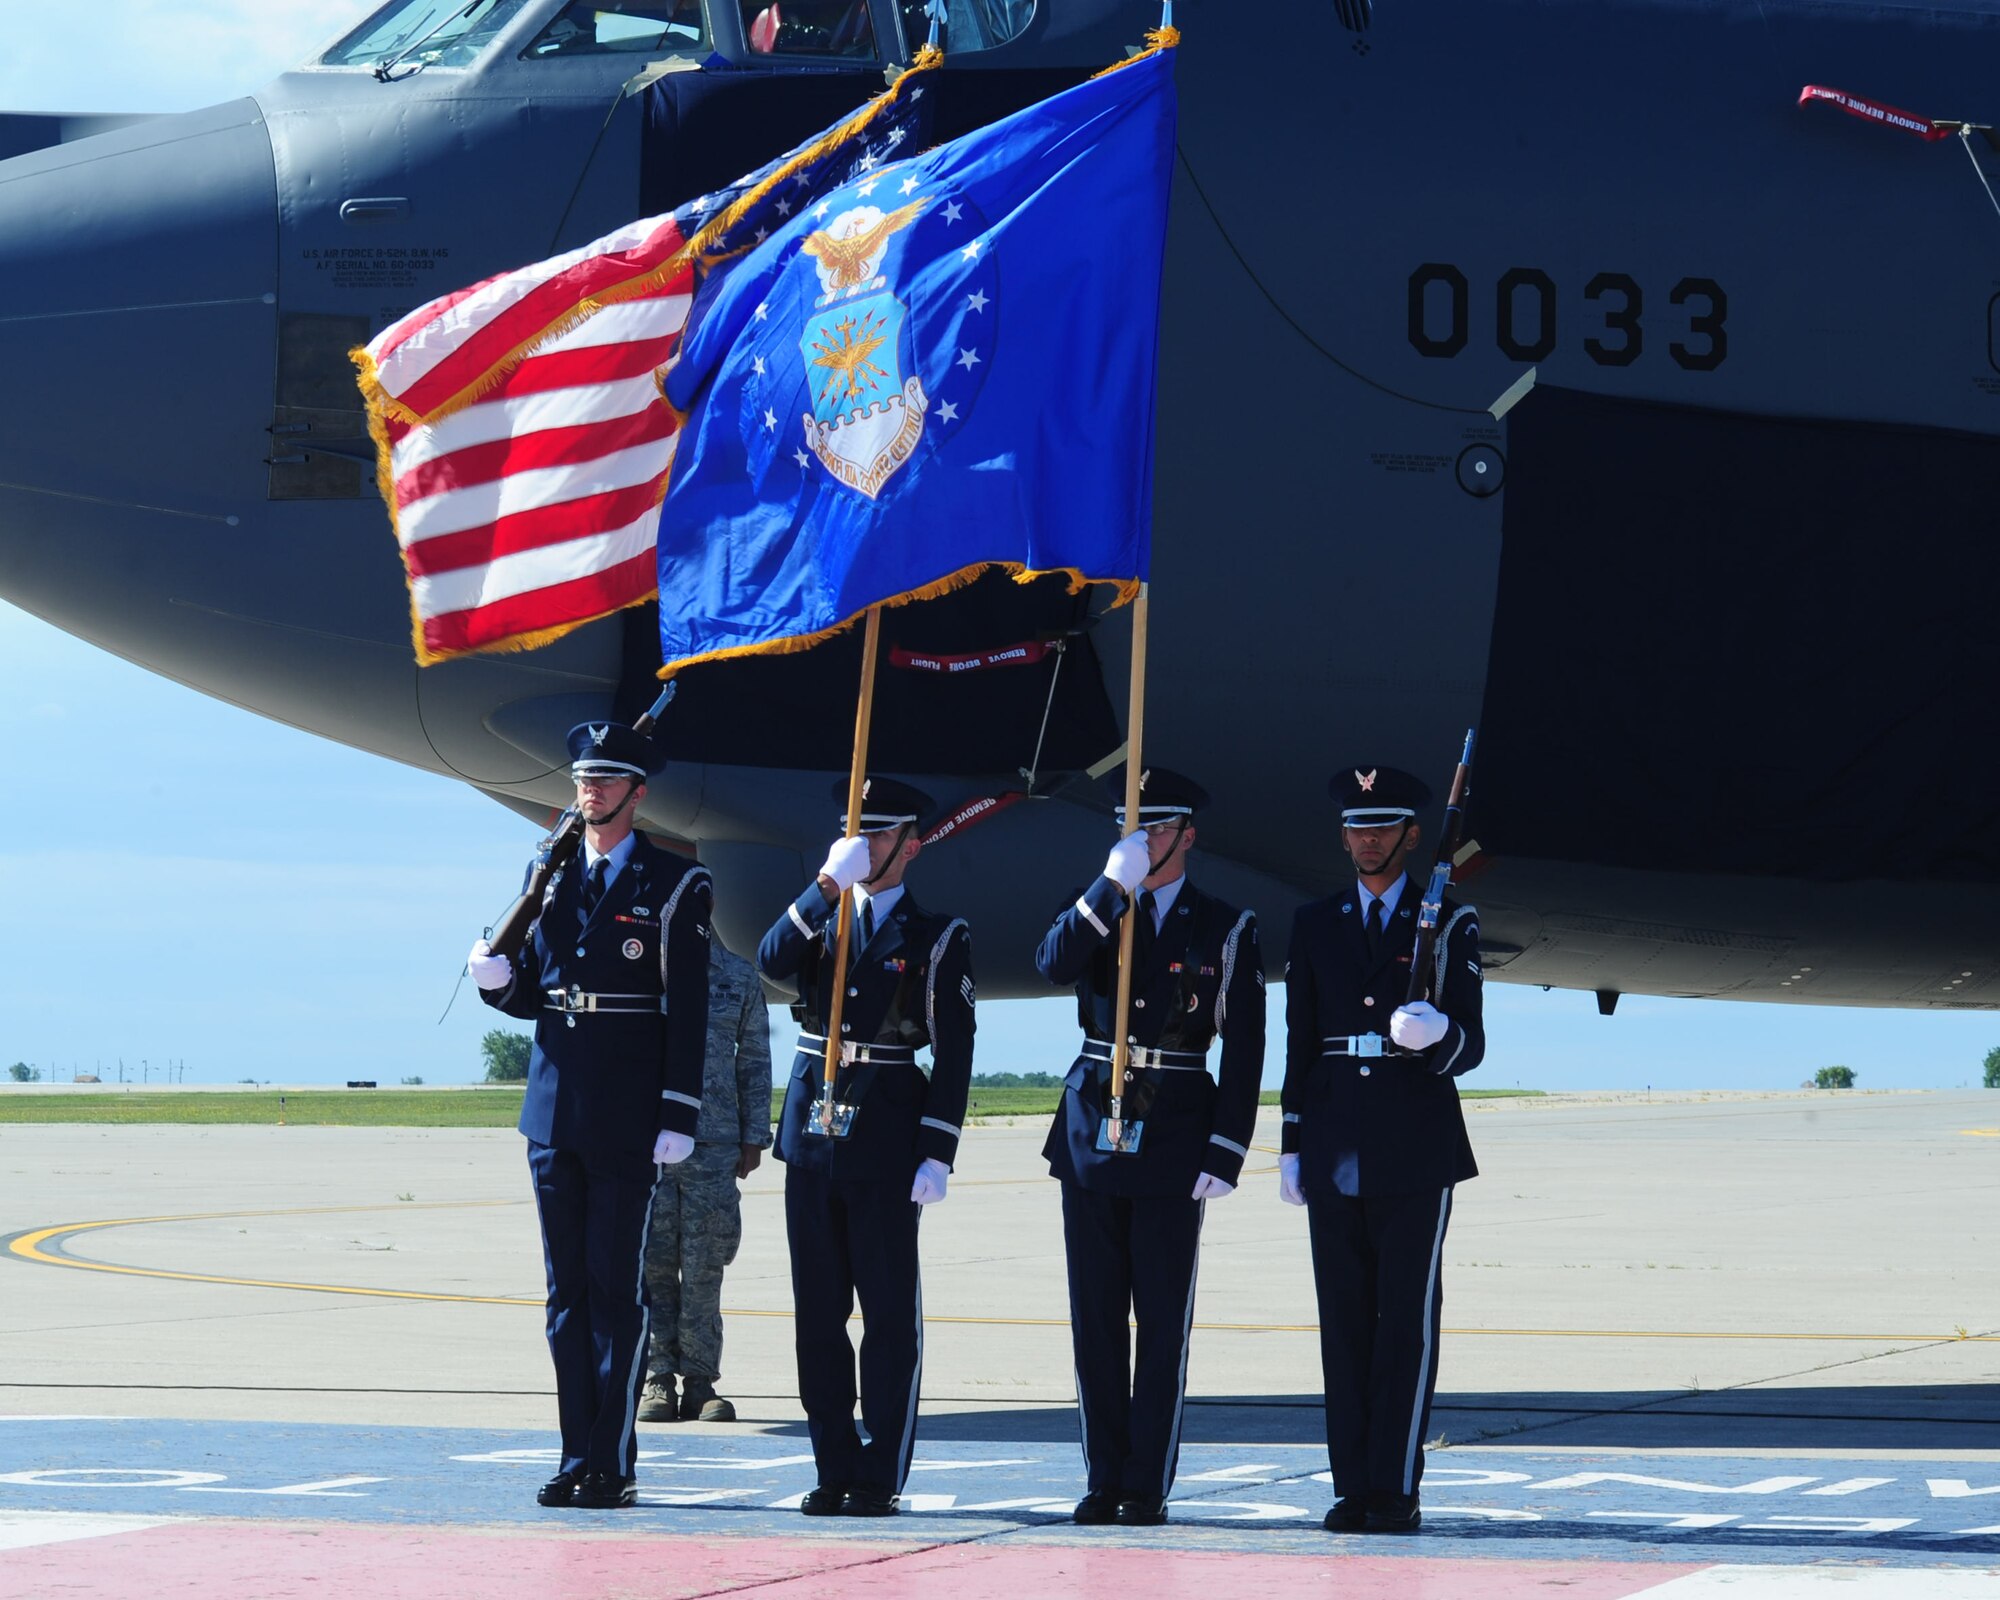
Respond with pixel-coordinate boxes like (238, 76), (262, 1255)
(526, 1140), (659, 1478)
(783, 1164), (924, 1496)
(1059, 1182), (1204, 1500)
(1305, 1185), (1454, 1499)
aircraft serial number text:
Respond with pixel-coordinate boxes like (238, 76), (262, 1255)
(1408, 265), (1728, 371)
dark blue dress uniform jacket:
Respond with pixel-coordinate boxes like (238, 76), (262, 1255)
(1038, 874), (1265, 1199)
(1280, 882), (1484, 1197)
(481, 834), (712, 1149)
(759, 886), (975, 1178)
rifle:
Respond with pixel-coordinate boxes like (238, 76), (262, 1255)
(485, 682), (677, 961)
(1404, 728), (1476, 1008)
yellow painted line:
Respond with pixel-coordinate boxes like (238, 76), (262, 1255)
(11, 1203), (1999, 1344)
(7, 1201), (540, 1307)
(1962, 1128), (2000, 1137)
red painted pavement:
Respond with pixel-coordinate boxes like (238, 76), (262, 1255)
(0, 1524), (1709, 1600)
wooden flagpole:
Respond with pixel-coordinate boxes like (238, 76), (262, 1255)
(1106, 583), (1150, 1142)
(817, 605), (884, 1131)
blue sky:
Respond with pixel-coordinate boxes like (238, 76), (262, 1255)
(3, 6), (1995, 1091)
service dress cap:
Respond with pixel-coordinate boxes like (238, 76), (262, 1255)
(1102, 764), (1209, 828)
(832, 774), (934, 833)
(1329, 764), (1430, 828)
(568, 720), (664, 780)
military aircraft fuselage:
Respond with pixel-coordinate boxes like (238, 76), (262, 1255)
(2, 0), (1995, 1009)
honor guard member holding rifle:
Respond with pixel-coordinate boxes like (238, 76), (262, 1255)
(1279, 765), (1484, 1535)
(1035, 768), (1265, 1528)
(758, 777), (975, 1518)
(468, 721), (711, 1510)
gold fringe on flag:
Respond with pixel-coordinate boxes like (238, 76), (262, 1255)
(1092, 24), (1180, 79)
(657, 563), (1140, 682)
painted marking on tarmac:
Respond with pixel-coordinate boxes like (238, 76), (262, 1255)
(8, 1205), (2000, 1346)
(3, 1202), (532, 1304)
(2, 1422), (1999, 1567)
(1639, 1570), (2000, 1597)
(0, 1509), (184, 1552)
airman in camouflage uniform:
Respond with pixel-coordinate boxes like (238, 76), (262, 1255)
(640, 939), (773, 1422)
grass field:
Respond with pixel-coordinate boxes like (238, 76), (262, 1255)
(0, 1088), (528, 1127)
(0, 1085), (1544, 1126)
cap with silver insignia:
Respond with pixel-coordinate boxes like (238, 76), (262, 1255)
(1329, 765), (1430, 828)
(1102, 764), (1209, 828)
(568, 720), (664, 781)
(832, 775), (934, 833)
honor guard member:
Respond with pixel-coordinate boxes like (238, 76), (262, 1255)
(467, 721), (712, 1511)
(758, 777), (975, 1518)
(1278, 765), (1484, 1535)
(1035, 768), (1265, 1528)
(638, 937), (773, 1424)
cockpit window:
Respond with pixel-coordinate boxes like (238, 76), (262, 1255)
(740, 1), (877, 58)
(524, 1), (707, 57)
(321, 0), (541, 70)
(892, 0), (1033, 52)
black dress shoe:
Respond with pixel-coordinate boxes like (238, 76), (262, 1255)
(1322, 1497), (1367, 1532)
(536, 1470), (580, 1507)
(799, 1484), (849, 1516)
(1072, 1489), (1119, 1525)
(1114, 1495), (1168, 1526)
(1365, 1492), (1421, 1533)
(842, 1486), (900, 1517)
(574, 1472), (638, 1509)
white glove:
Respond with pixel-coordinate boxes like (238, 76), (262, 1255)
(911, 1158), (949, 1205)
(1104, 832), (1152, 894)
(653, 1130), (695, 1166)
(468, 939), (512, 991)
(818, 835), (873, 894)
(1277, 1152), (1305, 1207)
(1191, 1171), (1236, 1201)
(1389, 1000), (1449, 1051)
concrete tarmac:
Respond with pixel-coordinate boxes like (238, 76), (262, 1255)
(4, 1089), (2000, 1598)
(3, 1088), (1996, 1453)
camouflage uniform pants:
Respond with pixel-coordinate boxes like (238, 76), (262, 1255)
(644, 1141), (744, 1385)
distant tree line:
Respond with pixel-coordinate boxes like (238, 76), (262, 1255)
(970, 1071), (1065, 1089)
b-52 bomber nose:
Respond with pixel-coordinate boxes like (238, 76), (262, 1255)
(0, 97), (632, 780)
(0, 99), (279, 669)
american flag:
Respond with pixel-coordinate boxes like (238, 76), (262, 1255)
(355, 66), (934, 666)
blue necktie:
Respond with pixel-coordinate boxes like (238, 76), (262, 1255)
(582, 857), (608, 918)
(858, 898), (875, 946)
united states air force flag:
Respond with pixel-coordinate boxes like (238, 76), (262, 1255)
(656, 38), (1179, 674)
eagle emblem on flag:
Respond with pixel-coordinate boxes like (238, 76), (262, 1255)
(799, 199), (932, 500)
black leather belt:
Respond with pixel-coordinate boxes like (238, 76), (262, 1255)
(544, 986), (657, 1015)
(1081, 1039), (1210, 1072)
(797, 1031), (917, 1065)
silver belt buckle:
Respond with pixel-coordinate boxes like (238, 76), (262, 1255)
(1353, 1033), (1384, 1058)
